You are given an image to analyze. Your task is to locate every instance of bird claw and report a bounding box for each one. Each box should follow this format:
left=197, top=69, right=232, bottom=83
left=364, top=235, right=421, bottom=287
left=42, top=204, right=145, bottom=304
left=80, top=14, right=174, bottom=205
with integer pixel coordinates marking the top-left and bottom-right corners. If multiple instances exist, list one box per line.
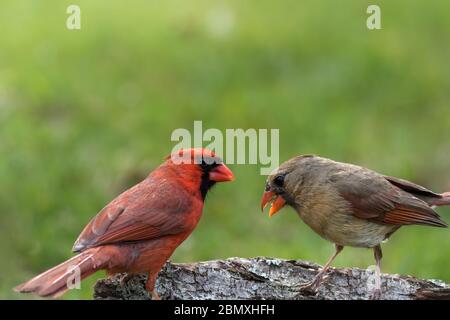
left=151, top=290, right=161, bottom=300
left=293, top=278, right=322, bottom=297
left=118, top=273, right=133, bottom=287
left=300, top=282, right=320, bottom=294
left=369, top=289, right=382, bottom=300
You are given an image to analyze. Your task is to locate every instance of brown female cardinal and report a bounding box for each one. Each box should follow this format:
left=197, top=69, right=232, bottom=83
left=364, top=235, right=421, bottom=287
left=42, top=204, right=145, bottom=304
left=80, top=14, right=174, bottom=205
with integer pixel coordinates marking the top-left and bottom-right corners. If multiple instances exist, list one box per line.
left=261, top=155, right=450, bottom=299
left=15, top=148, right=234, bottom=299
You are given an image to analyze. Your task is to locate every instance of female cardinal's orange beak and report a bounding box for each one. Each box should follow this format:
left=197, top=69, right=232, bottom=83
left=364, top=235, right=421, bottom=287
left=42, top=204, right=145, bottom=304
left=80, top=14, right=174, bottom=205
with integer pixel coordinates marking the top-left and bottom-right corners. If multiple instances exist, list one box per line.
left=261, top=191, right=286, bottom=217
left=209, top=164, right=234, bottom=182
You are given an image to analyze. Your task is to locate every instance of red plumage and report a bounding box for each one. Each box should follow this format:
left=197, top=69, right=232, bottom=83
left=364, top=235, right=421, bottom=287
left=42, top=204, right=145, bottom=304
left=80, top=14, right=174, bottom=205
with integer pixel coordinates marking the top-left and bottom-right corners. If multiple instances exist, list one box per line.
left=15, top=148, right=234, bottom=298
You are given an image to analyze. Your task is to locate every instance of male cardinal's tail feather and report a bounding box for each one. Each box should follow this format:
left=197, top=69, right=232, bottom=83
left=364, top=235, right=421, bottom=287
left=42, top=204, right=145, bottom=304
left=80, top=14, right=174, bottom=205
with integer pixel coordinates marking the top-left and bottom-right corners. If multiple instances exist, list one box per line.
left=14, top=248, right=103, bottom=298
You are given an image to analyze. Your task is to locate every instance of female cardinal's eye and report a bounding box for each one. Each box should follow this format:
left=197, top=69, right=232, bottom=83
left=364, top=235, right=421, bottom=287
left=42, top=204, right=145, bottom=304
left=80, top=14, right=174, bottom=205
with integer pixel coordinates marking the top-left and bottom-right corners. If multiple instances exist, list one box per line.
left=273, top=175, right=285, bottom=187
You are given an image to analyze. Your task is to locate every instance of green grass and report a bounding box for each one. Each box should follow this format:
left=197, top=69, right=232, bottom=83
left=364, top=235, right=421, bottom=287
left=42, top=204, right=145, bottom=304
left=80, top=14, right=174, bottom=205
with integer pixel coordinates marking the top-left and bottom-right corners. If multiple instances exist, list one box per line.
left=1, top=0, right=450, bottom=299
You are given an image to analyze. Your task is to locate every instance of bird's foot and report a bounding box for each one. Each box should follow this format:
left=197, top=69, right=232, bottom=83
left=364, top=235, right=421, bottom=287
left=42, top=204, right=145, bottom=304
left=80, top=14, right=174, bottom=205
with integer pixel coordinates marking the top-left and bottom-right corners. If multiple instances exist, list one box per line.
left=118, top=273, right=133, bottom=287
left=369, top=288, right=382, bottom=300
left=298, top=280, right=320, bottom=295
left=151, top=290, right=161, bottom=300
left=294, top=275, right=326, bottom=297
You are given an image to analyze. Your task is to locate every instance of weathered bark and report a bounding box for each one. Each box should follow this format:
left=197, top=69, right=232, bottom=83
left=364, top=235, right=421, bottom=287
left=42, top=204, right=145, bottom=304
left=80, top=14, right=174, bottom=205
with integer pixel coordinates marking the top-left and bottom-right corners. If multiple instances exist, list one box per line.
left=93, top=257, right=450, bottom=300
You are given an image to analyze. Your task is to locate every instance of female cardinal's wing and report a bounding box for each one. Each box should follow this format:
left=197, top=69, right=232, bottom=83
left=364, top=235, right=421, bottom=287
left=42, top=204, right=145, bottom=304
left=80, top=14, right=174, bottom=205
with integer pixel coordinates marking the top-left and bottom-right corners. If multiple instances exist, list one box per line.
left=382, top=175, right=445, bottom=206
left=383, top=175, right=440, bottom=198
left=331, top=166, right=447, bottom=228
left=73, top=177, right=199, bottom=252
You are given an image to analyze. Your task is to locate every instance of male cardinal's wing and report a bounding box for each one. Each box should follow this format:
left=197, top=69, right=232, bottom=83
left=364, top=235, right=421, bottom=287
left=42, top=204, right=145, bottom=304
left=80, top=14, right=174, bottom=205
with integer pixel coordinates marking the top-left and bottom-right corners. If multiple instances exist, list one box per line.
left=73, top=177, right=197, bottom=252
left=331, top=167, right=447, bottom=228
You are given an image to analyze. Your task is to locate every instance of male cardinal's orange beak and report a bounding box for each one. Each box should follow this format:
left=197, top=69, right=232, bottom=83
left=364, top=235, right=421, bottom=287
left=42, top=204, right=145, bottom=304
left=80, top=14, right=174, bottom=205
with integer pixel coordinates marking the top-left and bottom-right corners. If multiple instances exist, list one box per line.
left=209, top=164, right=234, bottom=182
left=261, top=191, right=286, bottom=217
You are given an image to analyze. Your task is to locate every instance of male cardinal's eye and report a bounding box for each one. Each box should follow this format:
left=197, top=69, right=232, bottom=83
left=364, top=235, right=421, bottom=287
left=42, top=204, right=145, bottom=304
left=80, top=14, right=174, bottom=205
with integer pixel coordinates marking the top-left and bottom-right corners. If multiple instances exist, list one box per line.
left=273, top=175, right=285, bottom=187
left=200, top=156, right=221, bottom=171
left=201, top=162, right=218, bottom=170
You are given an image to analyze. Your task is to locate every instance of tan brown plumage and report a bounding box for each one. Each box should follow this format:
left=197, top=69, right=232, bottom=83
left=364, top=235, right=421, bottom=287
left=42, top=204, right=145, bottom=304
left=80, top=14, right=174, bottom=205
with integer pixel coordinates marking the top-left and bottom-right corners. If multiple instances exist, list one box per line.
left=261, top=155, right=449, bottom=299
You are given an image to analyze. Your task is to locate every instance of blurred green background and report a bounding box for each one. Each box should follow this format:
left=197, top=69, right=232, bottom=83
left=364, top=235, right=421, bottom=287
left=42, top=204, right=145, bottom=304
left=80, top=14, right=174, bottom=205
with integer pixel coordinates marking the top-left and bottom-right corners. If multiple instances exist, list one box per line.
left=1, top=0, right=449, bottom=299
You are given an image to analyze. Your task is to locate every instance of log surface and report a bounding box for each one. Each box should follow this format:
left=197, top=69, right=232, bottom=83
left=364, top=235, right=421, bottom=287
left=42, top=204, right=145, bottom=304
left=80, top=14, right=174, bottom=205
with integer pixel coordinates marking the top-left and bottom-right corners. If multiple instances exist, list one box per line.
left=93, top=257, right=450, bottom=300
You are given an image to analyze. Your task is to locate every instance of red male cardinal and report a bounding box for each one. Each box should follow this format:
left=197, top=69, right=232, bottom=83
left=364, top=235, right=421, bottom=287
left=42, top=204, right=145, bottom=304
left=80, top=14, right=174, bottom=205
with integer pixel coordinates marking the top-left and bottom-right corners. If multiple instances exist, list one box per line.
left=15, top=148, right=234, bottom=299
left=261, top=155, right=449, bottom=299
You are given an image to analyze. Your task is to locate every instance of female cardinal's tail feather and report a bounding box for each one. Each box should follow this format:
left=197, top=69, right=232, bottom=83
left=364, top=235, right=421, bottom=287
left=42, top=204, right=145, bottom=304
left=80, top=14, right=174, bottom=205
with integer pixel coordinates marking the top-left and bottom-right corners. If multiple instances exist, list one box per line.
left=431, top=192, right=450, bottom=207
left=14, top=248, right=103, bottom=298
